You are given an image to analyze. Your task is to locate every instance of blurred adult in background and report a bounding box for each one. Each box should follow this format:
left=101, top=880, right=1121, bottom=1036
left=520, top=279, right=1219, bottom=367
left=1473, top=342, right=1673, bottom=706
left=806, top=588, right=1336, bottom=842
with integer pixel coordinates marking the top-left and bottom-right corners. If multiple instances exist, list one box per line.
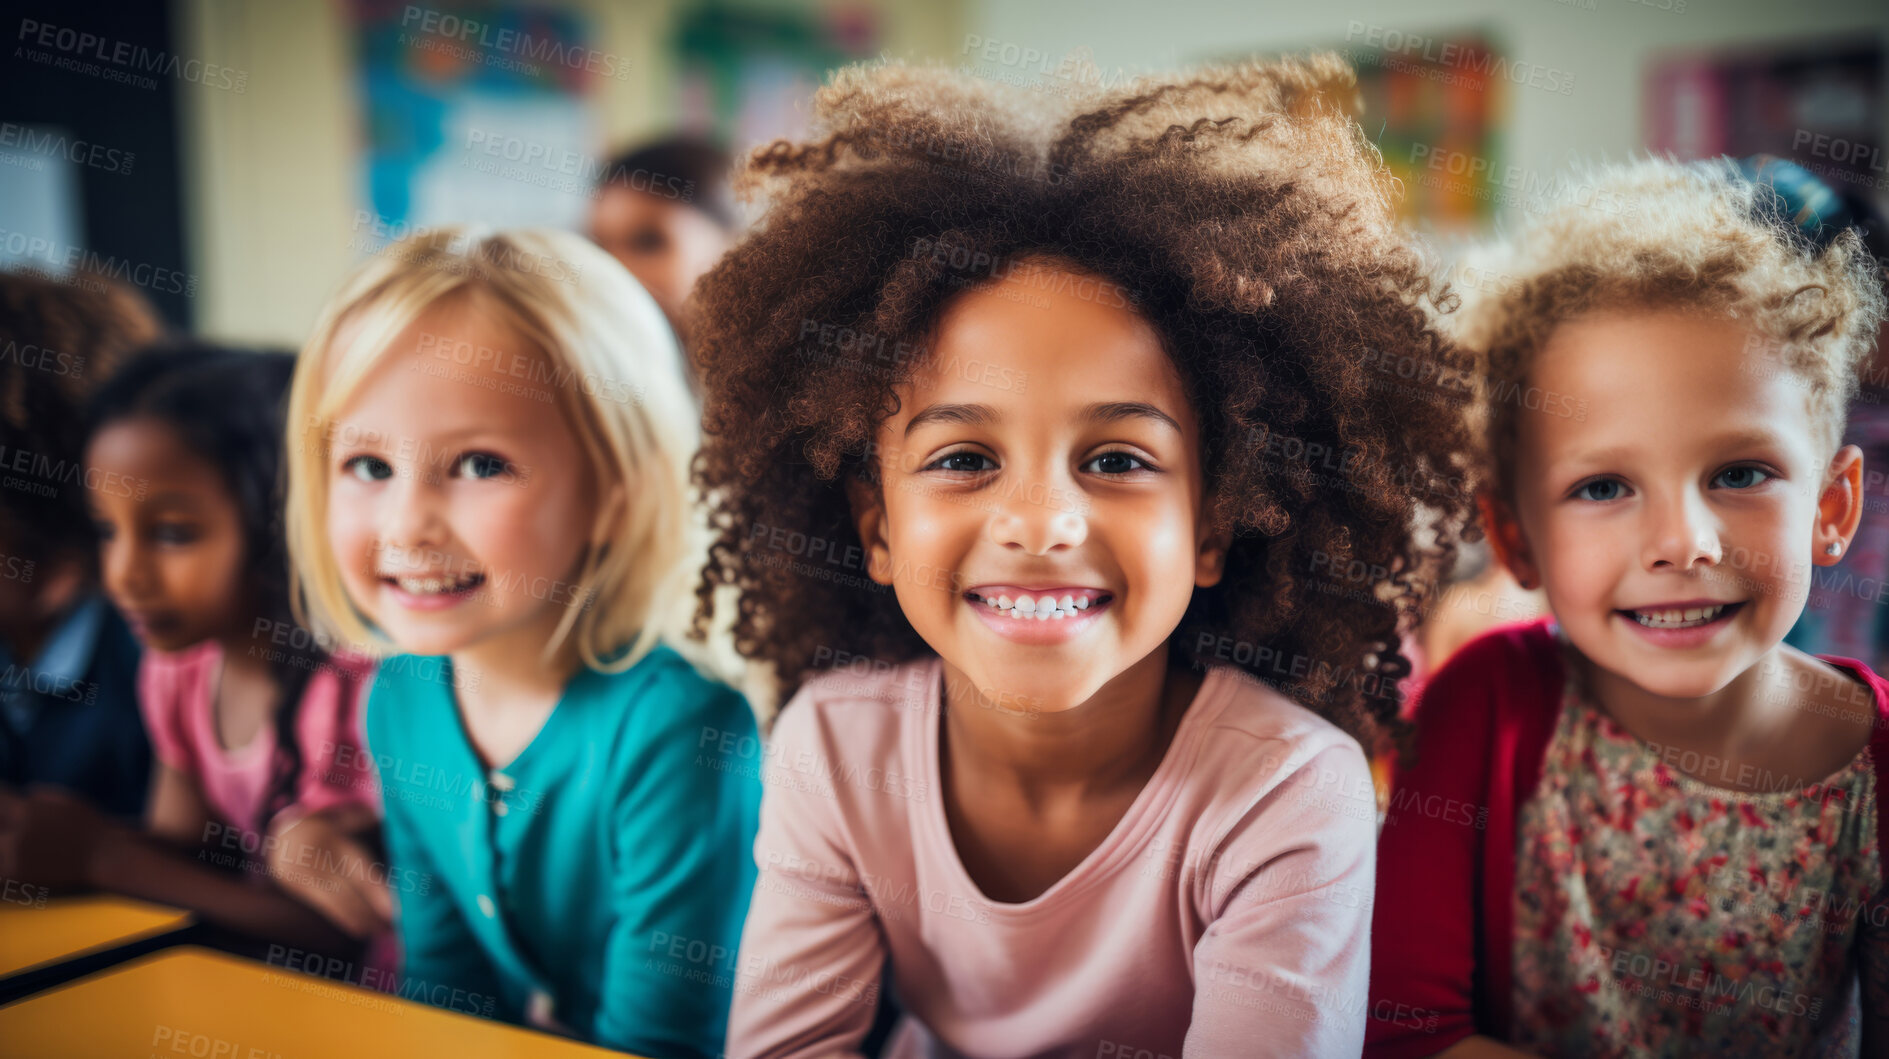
left=0, top=271, right=162, bottom=818
left=587, top=135, right=736, bottom=386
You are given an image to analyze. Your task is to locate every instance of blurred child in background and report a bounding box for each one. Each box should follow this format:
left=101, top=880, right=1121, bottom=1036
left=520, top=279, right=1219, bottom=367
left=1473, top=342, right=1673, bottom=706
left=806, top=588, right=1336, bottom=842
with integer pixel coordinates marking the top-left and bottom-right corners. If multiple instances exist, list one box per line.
left=277, top=227, right=759, bottom=1057
left=588, top=135, right=736, bottom=387
left=1369, top=158, right=1889, bottom=1058
left=0, top=344, right=376, bottom=958
left=0, top=272, right=160, bottom=820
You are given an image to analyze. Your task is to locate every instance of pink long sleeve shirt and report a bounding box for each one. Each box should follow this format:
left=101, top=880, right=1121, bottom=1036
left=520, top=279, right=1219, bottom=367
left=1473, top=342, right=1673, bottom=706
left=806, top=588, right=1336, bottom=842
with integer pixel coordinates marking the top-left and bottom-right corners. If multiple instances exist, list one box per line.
left=726, top=656, right=1378, bottom=1058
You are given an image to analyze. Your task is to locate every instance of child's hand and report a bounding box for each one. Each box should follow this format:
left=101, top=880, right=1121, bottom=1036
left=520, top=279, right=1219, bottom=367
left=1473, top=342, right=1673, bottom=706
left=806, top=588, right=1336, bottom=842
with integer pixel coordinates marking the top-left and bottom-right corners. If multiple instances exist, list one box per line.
left=525, top=989, right=581, bottom=1038
left=0, top=786, right=115, bottom=889
left=265, top=803, right=393, bottom=939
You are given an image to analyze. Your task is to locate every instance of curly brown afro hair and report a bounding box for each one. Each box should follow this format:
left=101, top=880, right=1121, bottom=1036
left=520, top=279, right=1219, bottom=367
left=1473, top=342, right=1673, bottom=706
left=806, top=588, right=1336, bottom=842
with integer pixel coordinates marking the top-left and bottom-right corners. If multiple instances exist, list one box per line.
left=687, top=54, right=1479, bottom=744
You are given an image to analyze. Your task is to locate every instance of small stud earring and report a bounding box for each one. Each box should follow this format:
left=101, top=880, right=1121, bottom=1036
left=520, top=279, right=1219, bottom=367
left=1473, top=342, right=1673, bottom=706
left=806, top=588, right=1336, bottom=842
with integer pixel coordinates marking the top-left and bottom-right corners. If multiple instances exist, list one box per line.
left=1826, top=541, right=1843, bottom=557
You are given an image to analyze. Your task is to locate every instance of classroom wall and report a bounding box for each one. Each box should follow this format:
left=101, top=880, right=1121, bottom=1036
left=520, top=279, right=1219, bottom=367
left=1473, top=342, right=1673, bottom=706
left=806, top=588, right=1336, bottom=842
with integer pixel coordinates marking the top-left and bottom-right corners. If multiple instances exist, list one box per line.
left=171, top=0, right=1880, bottom=347
left=171, top=0, right=967, bottom=347
left=966, top=0, right=1888, bottom=230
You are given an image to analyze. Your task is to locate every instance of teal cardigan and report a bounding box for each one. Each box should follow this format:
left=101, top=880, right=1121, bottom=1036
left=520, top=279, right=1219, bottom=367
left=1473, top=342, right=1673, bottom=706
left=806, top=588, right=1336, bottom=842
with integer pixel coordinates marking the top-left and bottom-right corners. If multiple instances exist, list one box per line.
left=365, top=643, right=761, bottom=1057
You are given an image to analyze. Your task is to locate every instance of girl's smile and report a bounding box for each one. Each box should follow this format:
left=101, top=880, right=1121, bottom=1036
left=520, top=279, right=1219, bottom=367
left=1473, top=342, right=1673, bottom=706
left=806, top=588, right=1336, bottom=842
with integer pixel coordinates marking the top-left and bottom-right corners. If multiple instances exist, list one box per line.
left=852, top=257, right=1228, bottom=714
left=1613, top=598, right=1749, bottom=649
left=1494, top=309, right=1860, bottom=701
left=378, top=568, right=488, bottom=610
left=964, top=585, right=1114, bottom=645
left=324, top=295, right=606, bottom=662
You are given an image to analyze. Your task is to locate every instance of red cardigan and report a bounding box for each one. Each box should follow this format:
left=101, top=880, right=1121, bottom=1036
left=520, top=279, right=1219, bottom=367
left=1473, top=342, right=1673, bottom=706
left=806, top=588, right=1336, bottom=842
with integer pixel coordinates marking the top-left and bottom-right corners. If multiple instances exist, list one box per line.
left=1364, top=619, right=1889, bottom=1058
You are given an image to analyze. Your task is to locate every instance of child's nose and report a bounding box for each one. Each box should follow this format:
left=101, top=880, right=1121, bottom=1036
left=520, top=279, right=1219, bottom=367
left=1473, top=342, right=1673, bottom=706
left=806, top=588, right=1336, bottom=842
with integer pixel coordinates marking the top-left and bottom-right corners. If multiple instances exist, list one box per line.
left=379, top=473, right=451, bottom=550
left=988, top=497, right=1088, bottom=556
left=103, top=539, right=151, bottom=596
left=1642, top=490, right=1722, bottom=571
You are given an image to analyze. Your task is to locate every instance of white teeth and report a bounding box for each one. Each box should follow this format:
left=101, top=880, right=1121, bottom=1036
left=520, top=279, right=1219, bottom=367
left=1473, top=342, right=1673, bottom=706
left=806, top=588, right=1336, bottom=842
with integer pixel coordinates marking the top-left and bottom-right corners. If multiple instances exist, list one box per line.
left=973, top=590, right=1105, bottom=620
left=393, top=572, right=480, bottom=595
left=1633, top=604, right=1727, bottom=629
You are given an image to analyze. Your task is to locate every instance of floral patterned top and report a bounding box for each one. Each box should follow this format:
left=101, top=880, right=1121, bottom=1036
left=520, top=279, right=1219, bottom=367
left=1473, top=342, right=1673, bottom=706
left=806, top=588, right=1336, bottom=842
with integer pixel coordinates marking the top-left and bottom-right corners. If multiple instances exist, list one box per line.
left=1511, top=672, right=1888, bottom=1058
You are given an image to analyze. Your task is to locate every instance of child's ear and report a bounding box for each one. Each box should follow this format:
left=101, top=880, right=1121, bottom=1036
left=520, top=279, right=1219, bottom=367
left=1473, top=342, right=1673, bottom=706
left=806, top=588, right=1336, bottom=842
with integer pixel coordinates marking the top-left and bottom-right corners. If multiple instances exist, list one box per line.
left=1194, top=525, right=1233, bottom=588
left=843, top=476, right=896, bottom=586
left=31, top=551, right=87, bottom=622
left=1478, top=492, right=1542, bottom=591
left=1814, top=444, right=1865, bottom=567
left=596, top=481, right=627, bottom=545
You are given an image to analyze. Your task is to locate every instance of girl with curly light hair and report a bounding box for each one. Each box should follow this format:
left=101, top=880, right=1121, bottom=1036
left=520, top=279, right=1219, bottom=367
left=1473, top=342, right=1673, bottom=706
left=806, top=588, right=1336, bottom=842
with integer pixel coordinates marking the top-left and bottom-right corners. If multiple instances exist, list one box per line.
left=688, top=54, right=1478, bottom=1056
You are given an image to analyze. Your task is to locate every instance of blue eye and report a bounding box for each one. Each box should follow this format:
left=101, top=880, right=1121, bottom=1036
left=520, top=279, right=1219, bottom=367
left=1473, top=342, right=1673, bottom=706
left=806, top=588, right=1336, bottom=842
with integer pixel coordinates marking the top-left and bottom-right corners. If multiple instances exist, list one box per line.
left=342, top=455, right=393, bottom=482
left=1083, top=452, right=1148, bottom=475
left=456, top=452, right=514, bottom=480
left=1713, top=466, right=1771, bottom=490
left=1573, top=478, right=1627, bottom=502
left=927, top=451, right=994, bottom=474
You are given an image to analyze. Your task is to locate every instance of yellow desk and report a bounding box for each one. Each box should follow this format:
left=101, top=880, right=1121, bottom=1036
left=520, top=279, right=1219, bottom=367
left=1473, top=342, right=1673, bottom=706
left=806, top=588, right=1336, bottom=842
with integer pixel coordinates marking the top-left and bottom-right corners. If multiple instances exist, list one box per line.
left=0, top=895, right=192, bottom=978
left=0, top=947, right=633, bottom=1057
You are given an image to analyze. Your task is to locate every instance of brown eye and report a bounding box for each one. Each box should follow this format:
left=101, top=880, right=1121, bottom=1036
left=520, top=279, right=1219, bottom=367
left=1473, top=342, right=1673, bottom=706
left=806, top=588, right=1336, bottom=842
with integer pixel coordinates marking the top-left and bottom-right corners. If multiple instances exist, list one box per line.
left=152, top=523, right=201, bottom=545
left=928, top=452, right=994, bottom=473
left=1083, top=452, right=1146, bottom=475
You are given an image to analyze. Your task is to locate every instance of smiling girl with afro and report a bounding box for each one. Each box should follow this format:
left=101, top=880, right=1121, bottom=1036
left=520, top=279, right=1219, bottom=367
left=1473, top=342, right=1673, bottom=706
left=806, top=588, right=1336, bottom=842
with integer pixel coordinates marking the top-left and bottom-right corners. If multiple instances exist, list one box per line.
left=690, top=53, right=1478, bottom=1056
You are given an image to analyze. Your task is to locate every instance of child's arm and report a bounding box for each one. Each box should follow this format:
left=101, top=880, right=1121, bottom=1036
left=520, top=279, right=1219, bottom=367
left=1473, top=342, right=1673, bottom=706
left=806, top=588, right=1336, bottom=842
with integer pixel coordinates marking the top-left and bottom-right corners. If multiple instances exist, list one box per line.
left=592, top=683, right=762, bottom=1057
left=264, top=662, right=393, bottom=939
left=143, top=756, right=215, bottom=842
left=724, top=698, right=886, bottom=1059
left=0, top=765, right=358, bottom=953
left=1366, top=641, right=1507, bottom=1059
left=265, top=803, right=393, bottom=939
left=1184, top=740, right=1375, bottom=1057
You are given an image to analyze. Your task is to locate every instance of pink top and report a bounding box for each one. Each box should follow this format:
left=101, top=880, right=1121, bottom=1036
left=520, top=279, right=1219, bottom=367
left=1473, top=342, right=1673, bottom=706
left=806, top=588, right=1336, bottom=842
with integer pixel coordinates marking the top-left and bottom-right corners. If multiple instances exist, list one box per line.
left=727, top=657, right=1377, bottom=1058
left=138, top=641, right=378, bottom=832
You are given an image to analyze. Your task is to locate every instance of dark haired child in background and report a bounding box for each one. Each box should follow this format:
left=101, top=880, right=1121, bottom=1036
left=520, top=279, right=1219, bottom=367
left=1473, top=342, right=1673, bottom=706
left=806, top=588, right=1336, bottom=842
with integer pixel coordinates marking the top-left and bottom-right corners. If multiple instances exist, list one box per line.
left=0, top=272, right=161, bottom=820
left=588, top=135, right=736, bottom=368
left=0, top=344, right=377, bottom=956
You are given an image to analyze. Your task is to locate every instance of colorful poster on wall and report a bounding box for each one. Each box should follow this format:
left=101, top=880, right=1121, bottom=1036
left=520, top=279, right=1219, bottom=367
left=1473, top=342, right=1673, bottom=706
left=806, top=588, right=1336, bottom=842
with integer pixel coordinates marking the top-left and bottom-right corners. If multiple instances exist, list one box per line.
left=672, top=4, right=877, bottom=154
left=1345, top=34, right=1505, bottom=234
left=348, top=0, right=613, bottom=247
left=1216, top=30, right=1507, bottom=235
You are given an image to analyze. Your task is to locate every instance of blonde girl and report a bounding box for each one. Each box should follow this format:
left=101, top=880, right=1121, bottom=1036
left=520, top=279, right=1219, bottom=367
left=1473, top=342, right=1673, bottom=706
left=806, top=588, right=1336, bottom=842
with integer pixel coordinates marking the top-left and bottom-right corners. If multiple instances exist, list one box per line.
left=276, top=227, right=759, bottom=1058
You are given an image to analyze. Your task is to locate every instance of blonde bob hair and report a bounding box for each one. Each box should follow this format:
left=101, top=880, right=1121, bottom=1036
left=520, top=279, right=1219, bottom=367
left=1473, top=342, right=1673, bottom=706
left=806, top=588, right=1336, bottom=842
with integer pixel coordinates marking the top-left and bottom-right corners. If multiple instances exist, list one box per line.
left=285, top=226, right=698, bottom=673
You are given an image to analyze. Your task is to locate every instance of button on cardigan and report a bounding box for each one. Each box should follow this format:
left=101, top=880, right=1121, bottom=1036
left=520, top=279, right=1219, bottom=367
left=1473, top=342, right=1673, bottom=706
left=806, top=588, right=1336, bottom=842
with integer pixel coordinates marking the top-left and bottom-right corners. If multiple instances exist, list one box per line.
left=365, top=643, right=762, bottom=1058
